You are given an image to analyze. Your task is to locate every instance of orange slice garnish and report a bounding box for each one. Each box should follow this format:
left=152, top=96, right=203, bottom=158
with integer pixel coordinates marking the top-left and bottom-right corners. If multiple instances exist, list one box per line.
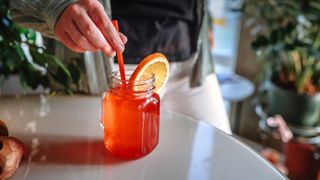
left=130, top=53, right=170, bottom=93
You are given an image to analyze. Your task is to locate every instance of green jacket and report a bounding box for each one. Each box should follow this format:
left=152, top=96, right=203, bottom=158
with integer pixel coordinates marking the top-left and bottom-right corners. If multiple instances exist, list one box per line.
left=10, top=0, right=214, bottom=91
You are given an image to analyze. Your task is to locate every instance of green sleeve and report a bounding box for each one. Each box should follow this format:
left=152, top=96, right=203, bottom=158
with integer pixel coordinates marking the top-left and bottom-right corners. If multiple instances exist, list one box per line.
left=9, top=0, right=75, bottom=38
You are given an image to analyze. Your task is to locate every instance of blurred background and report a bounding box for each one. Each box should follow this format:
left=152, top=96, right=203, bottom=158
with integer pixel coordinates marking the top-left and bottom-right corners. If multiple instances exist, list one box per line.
left=211, top=0, right=320, bottom=179
left=1, top=0, right=320, bottom=179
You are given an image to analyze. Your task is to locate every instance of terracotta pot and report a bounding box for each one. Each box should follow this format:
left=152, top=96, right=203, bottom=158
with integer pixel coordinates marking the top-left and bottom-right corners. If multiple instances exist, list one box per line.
left=284, top=141, right=318, bottom=179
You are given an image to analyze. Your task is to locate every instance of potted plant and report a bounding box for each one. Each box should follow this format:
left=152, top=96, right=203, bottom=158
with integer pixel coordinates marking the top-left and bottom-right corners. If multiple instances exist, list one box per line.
left=244, top=0, right=320, bottom=127
left=0, top=0, right=81, bottom=94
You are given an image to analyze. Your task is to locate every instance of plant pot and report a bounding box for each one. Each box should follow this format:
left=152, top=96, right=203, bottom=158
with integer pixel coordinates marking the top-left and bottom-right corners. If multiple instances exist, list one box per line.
left=284, top=141, right=319, bottom=179
left=267, top=81, right=320, bottom=127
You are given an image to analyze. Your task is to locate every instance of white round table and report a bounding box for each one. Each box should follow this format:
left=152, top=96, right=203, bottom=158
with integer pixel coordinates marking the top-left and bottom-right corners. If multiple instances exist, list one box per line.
left=0, top=95, right=286, bottom=180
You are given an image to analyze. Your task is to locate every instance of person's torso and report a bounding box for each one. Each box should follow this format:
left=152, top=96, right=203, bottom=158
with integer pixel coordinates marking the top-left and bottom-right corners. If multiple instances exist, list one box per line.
left=110, top=0, right=201, bottom=64
left=111, top=0, right=195, bottom=20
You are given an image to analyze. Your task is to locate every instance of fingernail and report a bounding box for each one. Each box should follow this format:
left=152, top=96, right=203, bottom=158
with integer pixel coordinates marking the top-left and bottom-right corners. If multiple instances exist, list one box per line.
left=111, top=51, right=116, bottom=57
left=117, top=43, right=124, bottom=52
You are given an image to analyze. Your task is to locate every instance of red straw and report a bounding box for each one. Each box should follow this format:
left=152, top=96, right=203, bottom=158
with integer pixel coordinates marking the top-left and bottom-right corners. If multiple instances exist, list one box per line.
left=112, top=20, right=126, bottom=81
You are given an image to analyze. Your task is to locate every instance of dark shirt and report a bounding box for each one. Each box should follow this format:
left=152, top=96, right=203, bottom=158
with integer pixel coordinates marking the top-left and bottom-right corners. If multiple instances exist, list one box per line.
left=110, top=0, right=199, bottom=64
left=111, top=0, right=195, bottom=21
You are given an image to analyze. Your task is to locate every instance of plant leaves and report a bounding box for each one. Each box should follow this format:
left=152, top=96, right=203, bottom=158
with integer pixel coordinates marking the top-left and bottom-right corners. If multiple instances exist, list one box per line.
left=67, top=63, right=82, bottom=84
left=252, top=35, right=269, bottom=50
left=0, top=1, right=81, bottom=93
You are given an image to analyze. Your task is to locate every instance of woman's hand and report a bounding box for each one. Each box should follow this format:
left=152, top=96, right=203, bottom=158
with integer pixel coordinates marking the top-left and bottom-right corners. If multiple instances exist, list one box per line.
left=55, top=0, right=127, bottom=57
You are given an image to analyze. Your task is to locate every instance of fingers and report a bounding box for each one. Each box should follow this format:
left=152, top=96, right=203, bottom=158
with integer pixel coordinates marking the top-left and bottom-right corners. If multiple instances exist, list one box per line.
left=54, top=0, right=127, bottom=57
left=56, top=32, right=85, bottom=53
left=119, top=33, right=128, bottom=44
left=74, top=14, right=116, bottom=57
left=88, top=4, right=125, bottom=53
left=72, top=10, right=109, bottom=49
left=55, top=5, right=87, bottom=53
left=66, top=21, right=98, bottom=52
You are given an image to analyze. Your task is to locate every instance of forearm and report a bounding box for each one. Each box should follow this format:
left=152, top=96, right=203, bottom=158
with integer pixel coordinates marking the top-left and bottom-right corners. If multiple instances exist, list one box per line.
left=9, top=0, right=75, bottom=38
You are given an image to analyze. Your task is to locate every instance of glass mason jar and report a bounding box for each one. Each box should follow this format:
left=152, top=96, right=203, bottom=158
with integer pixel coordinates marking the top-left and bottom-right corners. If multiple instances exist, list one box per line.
left=101, top=71, right=160, bottom=159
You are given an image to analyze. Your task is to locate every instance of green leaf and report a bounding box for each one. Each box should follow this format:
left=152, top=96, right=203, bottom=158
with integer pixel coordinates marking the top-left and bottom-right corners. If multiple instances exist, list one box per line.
left=29, top=47, right=71, bottom=78
left=270, top=29, right=280, bottom=44
left=18, top=28, right=37, bottom=42
left=19, top=70, right=29, bottom=92
left=313, top=30, right=320, bottom=49
left=67, top=63, right=82, bottom=84
left=296, top=56, right=314, bottom=93
left=310, top=1, right=320, bottom=11
left=1, top=47, right=21, bottom=72
left=0, top=0, right=9, bottom=15
left=46, top=54, right=71, bottom=79
left=252, top=35, right=269, bottom=50
left=12, top=44, right=25, bottom=60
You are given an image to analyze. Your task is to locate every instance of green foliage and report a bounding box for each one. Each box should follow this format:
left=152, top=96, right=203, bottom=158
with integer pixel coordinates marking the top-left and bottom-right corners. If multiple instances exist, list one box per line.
left=244, top=0, right=320, bottom=95
left=0, top=0, right=81, bottom=93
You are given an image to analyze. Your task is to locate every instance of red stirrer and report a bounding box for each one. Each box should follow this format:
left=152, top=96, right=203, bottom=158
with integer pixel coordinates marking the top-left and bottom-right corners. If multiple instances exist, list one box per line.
left=112, top=20, right=126, bottom=81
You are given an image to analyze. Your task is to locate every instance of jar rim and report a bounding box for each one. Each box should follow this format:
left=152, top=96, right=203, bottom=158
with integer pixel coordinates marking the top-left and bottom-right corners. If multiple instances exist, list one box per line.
left=111, top=70, right=155, bottom=86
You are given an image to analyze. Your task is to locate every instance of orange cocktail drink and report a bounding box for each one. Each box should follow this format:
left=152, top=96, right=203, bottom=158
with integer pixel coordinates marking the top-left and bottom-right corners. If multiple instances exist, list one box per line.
left=102, top=21, right=169, bottom=159
left=102, top=72, right=160, bottom=159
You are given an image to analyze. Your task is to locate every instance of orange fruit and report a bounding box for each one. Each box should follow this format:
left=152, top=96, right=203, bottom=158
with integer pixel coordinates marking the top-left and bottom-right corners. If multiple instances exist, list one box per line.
left=130, top=53, right=170, bottom=93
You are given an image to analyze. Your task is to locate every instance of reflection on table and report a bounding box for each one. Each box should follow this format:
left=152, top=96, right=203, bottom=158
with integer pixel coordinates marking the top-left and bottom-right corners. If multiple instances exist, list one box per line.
left=0, top=95, right=285, bottom=180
